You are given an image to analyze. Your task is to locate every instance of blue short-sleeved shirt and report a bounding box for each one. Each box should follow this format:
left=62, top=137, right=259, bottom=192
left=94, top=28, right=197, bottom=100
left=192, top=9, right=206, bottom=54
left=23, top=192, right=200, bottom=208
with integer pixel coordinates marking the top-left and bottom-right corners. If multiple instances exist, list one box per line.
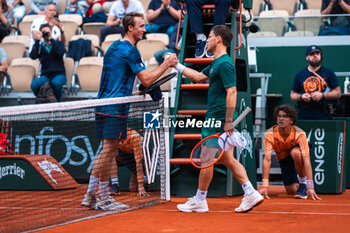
left=147, top=0, right=180, bottom=25
left=292, top=66, right=339, bottom=120
left=96, top=40, right=146, bottom=116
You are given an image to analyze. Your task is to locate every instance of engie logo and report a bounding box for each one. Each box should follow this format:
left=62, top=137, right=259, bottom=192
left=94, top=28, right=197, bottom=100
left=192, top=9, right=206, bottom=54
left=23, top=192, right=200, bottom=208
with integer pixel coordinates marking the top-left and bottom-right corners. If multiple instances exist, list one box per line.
left=143, top=111, right=161, bottom=129
left=308, top=128, right=325, bottom=185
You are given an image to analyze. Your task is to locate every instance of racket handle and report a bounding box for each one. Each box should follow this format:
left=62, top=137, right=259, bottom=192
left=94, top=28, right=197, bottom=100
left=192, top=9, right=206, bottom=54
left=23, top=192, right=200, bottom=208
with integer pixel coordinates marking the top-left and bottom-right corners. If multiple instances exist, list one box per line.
left=232, top=107, right=251, bottom=127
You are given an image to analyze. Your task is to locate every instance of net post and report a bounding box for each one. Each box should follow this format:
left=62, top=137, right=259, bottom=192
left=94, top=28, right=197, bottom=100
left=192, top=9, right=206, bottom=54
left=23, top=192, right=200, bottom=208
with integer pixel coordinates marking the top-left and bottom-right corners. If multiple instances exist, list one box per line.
left=163, top=92, right=171, bottom=201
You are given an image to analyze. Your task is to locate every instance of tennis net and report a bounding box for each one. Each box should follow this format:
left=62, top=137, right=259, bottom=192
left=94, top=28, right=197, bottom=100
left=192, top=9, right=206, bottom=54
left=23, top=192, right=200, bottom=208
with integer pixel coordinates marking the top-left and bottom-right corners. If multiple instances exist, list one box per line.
left=0, top=95, right=168, bottom=233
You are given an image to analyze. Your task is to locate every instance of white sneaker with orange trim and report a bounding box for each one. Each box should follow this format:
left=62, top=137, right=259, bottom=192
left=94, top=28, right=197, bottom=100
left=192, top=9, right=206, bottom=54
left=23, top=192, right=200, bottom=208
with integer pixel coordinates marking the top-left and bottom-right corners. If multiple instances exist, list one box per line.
left=235, top=190, right=264, bottom=213
left=177, top=197, right=209, bottom=213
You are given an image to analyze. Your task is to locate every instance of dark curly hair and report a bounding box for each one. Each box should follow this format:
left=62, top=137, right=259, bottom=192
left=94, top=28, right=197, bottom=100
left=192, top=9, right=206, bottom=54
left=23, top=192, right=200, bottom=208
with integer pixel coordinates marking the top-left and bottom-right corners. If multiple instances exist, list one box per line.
left=273, top=105, right=298, bottom=125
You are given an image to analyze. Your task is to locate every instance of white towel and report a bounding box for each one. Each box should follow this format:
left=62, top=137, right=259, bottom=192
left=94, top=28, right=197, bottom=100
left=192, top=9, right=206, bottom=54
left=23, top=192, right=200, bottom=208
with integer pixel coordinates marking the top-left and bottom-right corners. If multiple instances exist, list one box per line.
left=218, top=130, right=247, bottom=151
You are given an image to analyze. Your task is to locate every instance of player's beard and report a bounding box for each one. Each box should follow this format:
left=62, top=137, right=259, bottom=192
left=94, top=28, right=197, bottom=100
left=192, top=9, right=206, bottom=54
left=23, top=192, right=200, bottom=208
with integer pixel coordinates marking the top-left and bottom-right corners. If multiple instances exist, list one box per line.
left=308, top=59, right=321, bottom=67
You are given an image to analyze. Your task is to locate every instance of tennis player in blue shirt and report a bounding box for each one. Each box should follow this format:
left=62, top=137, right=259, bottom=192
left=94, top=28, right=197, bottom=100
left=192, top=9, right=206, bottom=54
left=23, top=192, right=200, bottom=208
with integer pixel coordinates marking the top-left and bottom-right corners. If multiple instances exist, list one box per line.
left=81, top=12, right=178, bottom=211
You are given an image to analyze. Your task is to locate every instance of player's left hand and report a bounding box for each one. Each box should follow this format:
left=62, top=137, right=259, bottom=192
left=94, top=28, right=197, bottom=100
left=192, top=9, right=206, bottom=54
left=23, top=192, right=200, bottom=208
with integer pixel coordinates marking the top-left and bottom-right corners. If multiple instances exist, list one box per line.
left=307, top=188, right=322, bottom=200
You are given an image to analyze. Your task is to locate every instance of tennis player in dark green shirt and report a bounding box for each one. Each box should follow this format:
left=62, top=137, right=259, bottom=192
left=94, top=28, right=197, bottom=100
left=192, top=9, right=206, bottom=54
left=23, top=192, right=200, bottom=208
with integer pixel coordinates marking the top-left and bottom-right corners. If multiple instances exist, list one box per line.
left=175, top=25, right=264, bottom=213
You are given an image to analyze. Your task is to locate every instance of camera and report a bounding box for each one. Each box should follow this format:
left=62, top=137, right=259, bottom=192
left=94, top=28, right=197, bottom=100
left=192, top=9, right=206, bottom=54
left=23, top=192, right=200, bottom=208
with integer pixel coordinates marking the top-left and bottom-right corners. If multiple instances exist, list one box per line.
left=42, top=31, right=50, bottom=39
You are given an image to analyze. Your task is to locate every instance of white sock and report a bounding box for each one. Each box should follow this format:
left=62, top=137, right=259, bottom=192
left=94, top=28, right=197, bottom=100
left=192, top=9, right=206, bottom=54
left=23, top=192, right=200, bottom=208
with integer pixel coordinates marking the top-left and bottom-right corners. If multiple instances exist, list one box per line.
left=195, top=189, right=207, bottom=202
left=242, top=181, right=254, bottom=195
left=298, top=176, right=307, bottom=185
left=196, top=33, right=206, bottom=41
left=87, top=176, right=99, bottom=196
left=111, top=176, right=119, bottom=185
left=99, top=181, right=109, bottom=200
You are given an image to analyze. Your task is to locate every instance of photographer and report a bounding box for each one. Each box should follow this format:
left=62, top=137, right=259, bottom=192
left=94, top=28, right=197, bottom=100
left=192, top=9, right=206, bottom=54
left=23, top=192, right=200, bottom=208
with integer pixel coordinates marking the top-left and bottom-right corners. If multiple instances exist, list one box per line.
left=29, top=3, right=65, bottom=51
left=30, top=23, right=66, bottom=102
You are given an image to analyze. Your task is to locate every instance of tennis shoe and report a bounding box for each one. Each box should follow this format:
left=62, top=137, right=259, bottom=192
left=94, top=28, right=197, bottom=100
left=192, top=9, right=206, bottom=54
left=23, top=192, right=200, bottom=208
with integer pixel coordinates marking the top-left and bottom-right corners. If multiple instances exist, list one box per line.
left=294, top=183, right=307, bottom=200
left=206, top=50, right=214, bottom=58
left=177, top=197, right=209, bottom=213
left=81, top=192, right=96, bottom=209
left=110, top=183, right=120, bottom=196
left=235, top=190, right=264, bottom=213
left=195, top=40, right=206, bottom=58
left=95, top=195, right=129, bottom=211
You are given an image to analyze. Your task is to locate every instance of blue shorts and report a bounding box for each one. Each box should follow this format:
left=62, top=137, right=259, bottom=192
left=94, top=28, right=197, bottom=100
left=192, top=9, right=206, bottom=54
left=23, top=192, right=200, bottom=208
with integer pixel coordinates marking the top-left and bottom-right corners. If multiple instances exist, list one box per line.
left=95, top=114, right=127, bottom=139
left=279, top=155, right=299, bottom=186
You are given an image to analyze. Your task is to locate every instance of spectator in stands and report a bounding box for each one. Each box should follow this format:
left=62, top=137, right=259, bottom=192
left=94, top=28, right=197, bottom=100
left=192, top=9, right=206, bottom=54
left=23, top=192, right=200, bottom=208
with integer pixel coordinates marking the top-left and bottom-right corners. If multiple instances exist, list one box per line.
left=258, top=105, right=321, bottom=200
left=321, top=0, right=350, bottom=26
left=0, top=0, right=13, bottom=42
left=29, top=0, right=59, bottom=15
left=30, top=23, right=66, bottom=102
left=100, top=0, right=145, bottom=43
left=186, top=0, right=239, bottom=58
left=6, top=0, right=26, bottom=24
left=145, top=0, right=181, bottom=37
left=65, top=0, right=90, bottom=16
left=0, top=47, right=7, bottom=72
left=0, top=47, right=8, bottom=84
left=29, top=3, right=65, bottom=51
left=290, top=45, right=341, bottom=120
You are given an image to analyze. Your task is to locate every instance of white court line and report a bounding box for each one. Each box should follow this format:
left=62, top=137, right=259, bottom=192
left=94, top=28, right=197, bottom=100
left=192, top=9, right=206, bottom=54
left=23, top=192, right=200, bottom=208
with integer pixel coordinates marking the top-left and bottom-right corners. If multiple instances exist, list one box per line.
left=269, top=202, right=350, bottom=206
left=164, top=209, right=350, bottom=215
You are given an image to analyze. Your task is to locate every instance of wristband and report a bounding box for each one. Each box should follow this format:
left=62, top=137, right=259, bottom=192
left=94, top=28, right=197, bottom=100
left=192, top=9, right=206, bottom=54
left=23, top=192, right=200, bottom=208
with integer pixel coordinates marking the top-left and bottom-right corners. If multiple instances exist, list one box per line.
left=262, top=178, right=269, bottom=188
left=175, top=63, right=185, bottom=73
left=306, top=180, right=314, bottom=189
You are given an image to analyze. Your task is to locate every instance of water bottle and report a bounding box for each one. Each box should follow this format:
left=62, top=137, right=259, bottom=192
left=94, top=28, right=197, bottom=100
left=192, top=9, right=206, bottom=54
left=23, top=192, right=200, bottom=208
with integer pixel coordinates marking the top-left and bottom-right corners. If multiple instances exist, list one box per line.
left=344, top=77, right=350, bottom=94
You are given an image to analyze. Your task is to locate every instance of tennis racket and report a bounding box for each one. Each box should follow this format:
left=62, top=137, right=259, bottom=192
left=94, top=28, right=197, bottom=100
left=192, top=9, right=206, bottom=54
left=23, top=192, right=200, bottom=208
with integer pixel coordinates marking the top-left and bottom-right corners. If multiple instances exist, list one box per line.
left=141, top=72, right=177, bottom=93
left=190, top=107, right=251, bottom=169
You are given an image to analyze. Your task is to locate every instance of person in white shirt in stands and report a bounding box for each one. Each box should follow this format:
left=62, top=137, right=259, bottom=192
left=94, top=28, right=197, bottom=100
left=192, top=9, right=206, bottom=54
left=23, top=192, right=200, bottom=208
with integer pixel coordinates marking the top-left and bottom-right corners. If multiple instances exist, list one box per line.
left=100, top=0, right=144, bottom=43
left=6, top=0, right=26, bottom=24
left=29, top=3, right=65, bottom=51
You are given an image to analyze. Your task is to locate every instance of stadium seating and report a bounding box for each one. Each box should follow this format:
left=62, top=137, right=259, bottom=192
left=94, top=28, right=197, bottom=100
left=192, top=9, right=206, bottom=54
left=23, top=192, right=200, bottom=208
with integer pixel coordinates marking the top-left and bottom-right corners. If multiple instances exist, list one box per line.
left=19, top=15, right=44, bottom=36
left=247, top=31, right=278, bottom=38
left=293, top=9, right=322, bottom=35
left=258, top=10, right=289, bottom=36
left=101, top=34, right=122, bottom=53
left=0, top=40, right=27, bottom=66
left=58, top=15, right=82, bottom=46
left=270, top=0, right=298, bottom=16
left=75, top=57, right=103, bottom=91
left=284, top=30, right=314, bottom=37
left=8, top=58, right=40, bottom=91
left=136, top=39, right=166, bottom=66
left=82, top=23, right=106, bottom=43
left=63, top=57, right=75, bottom=93
left=58, top=0, right=67, bottom=15
left=145, top=33, right=169, bottom=46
